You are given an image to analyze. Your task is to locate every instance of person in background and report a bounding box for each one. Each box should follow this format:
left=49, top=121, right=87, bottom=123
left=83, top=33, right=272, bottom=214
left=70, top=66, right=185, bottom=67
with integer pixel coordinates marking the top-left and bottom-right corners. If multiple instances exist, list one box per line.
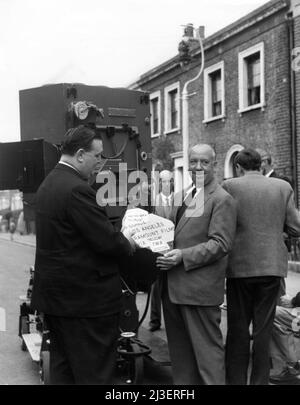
left=157, top=144, right=237, bottom=385
left=9, top=219, right=16, bottom=241
left=31, top=125, right=135, bottom=385
left=223, top=148, right=300, bottom=385
left=259, top=149, right=293, bottom=187
left=148, top=169, right=174, bottom=332
left=269, top=292, right=300, bottom=385
left=258, top=149, right=293, bottom=299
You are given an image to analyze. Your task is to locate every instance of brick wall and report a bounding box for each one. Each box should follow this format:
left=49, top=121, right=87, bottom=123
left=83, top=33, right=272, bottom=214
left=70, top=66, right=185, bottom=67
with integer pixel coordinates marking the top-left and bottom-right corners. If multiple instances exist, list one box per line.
left=135, top=3, right=293, bottom=185
left=293, top=12, right=300, bottom=203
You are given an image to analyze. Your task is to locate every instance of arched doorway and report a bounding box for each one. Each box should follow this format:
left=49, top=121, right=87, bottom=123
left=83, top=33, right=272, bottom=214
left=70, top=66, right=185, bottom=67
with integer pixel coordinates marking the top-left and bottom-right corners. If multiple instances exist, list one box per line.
left=224, top=145, right=244, bottom=179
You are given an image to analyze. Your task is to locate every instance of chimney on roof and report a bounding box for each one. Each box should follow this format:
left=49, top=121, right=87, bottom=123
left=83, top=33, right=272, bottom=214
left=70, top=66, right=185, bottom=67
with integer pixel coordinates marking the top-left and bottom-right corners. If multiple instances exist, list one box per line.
left=184, top=23, right=194, bottom=38
left=198, top=26, right=205, bottom=40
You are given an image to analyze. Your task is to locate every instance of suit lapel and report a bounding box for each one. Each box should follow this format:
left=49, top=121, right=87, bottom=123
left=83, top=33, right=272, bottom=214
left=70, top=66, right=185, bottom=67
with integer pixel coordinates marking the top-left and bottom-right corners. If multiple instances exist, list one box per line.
left=175, top=180, right=218, bottom=236
left=172, top=189, right=185, bottom=224
left=154, top=195, right=164, bottom=217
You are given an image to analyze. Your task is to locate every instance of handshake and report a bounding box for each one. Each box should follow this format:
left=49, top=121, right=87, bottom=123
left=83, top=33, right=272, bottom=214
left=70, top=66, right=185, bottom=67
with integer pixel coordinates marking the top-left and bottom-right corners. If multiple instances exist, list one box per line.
left=121, top=224, right=183, bottom=271
left=156, top=249, right=183, bottom=271
left=121, top=226, right=138, bottom=251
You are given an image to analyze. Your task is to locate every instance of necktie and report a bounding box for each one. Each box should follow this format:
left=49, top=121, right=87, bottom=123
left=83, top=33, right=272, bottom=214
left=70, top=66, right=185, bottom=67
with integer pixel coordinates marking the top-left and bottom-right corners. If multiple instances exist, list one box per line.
left=163, top=195, right=172, bottom=219
left=175, top=187, right=196, bottom=226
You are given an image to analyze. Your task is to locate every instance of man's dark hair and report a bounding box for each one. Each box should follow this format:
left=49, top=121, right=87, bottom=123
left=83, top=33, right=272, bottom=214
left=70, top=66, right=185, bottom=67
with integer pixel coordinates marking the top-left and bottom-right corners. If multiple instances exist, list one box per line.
left=61, top=125, right=102, bottom=156
left=234, top=148, right=261, bottom=171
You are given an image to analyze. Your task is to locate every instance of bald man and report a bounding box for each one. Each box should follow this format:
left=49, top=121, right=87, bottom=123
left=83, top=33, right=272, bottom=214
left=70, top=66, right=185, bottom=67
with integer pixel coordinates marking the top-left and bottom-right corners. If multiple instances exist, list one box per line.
left=149, top=170, right=174, bottom=332
left=157, top=144, right=237, bottom=385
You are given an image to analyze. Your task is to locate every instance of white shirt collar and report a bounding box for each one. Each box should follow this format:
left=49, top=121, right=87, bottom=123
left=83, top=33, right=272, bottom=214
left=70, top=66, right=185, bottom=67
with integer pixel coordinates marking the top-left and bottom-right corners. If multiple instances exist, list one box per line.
left=184, top=184, right=201, bottom=201
left=265, top=169, right=274, bottom=178
left=160, top=192, right=173, bottom=205
left=59, top=160, right=80, bottom=174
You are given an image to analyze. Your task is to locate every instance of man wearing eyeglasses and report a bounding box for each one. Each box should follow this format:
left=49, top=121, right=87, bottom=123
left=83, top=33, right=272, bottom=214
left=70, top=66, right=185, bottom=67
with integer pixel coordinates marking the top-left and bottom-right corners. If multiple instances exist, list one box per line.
left=31, top=125, right=135, bottom=385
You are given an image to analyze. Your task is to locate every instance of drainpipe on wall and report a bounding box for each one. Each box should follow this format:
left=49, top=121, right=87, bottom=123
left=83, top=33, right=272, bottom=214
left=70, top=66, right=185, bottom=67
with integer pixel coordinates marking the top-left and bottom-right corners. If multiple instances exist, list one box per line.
left=287, top=11, right=298, bottom=206
left=180, top=27, right=205, bottom=188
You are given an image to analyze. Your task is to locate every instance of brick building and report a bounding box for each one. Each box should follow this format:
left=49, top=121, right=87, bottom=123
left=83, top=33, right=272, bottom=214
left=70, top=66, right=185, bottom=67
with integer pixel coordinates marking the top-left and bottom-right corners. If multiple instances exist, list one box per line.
left=130, top=0, right=300, bottom=204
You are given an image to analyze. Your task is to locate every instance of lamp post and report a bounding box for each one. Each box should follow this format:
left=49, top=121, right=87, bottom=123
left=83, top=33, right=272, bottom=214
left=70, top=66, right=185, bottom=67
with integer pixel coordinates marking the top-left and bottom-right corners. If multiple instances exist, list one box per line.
left=178, top=24, right=205, bottom=188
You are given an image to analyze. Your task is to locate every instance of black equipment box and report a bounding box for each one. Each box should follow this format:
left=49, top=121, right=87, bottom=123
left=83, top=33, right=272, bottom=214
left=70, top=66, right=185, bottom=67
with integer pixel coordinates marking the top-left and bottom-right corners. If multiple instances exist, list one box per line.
left=19, top=83, right=151, bottom=171
left=0, top=139, right=60, bottom=193
left=0, top=83, right=152, bottom=223
left=0, top=83, right=152, bottom=192
left=18, top=83, right=152, bottom=186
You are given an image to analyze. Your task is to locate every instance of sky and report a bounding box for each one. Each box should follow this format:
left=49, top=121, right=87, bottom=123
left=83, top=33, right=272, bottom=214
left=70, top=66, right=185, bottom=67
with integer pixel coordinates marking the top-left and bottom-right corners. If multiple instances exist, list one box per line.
left=0, top=0, right=267, bottom=142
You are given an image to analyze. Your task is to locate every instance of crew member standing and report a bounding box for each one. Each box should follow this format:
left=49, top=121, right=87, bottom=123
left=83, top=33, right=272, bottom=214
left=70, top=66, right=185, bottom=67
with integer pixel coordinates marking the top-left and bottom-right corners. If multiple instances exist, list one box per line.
left=223, top=148, right=300, bottom=385
left=149, top=169, right=174, bottom=332
left=258, top=149, right=293, bottom=299
left=31, top=125, right=135, bottom=385
left=259, top=150, right=293, bottom=187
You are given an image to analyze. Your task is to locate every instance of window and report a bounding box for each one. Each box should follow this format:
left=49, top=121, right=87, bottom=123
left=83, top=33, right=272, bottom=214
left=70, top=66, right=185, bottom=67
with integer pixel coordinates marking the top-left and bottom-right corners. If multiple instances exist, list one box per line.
left=224, top=144, right=244, bottom=179
left=238, top=42, right=265, bottom=113
left=150, top=91, right=161, bottom=137
left=203, top=61, right=225, bottom=123
left=171, top=151, right=184, bottom=193
left=169, top=90, right=178, bottom=129
left=247, top=53, right=260, bottom=106
left=164, top=82, right=180, bottom=134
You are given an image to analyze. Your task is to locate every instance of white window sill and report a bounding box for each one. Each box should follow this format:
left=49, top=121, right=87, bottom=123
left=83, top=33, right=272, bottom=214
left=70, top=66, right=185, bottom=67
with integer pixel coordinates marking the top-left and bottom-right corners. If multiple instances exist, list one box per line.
left=203, top=114, right=226, bottom=124
left=164, top=128, right=180, bottom=135
left=238, top=103, right=266, bottom=115
left=151, top=133, right=160, bottom=139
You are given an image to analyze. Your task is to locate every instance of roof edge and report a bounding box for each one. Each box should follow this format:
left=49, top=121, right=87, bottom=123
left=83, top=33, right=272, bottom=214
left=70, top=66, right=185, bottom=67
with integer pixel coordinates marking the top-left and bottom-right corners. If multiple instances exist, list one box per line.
left=129, top=0, right=289, bottom=89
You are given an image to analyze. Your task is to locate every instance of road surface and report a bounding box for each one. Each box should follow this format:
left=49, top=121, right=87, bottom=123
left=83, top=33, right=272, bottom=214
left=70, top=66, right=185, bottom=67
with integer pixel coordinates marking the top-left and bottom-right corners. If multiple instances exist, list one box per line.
left=0, top=233, right=300, bottom=385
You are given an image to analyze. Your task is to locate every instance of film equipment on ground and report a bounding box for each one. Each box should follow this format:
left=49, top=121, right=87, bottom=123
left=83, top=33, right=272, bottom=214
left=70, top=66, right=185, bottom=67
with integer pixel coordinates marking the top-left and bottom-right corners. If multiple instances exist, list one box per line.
left=0, top=83, right=170, bottom=384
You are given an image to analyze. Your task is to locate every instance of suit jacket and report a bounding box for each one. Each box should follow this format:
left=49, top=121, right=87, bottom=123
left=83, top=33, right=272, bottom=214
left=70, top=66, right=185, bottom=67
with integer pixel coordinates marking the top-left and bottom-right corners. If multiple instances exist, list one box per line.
left=167, top=179, right=237, bottom=306
left=31, top=163, right=132, bottom=317
left=223, top=172, right=300, bottom=279
left=269, top=170, right=293, bottom=188
left=154, top=193, right=174, bottom=220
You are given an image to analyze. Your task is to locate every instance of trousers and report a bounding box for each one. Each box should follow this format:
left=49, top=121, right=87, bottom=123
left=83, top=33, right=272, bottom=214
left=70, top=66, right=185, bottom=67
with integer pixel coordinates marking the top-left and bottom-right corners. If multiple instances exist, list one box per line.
left=149, top=275, right=163, bottom=327
left=45, top=313, right=119, bottom=384
left=270, top=306, right=300, bottom=373
left=225, top=276, right=281, bottom=385
left=162, top=285, right=225, bottom=385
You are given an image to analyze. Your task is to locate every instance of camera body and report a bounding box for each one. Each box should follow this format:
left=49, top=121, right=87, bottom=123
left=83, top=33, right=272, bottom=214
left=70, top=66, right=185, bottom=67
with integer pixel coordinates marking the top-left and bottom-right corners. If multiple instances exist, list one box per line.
left=0, top=83, right=152, bottom=224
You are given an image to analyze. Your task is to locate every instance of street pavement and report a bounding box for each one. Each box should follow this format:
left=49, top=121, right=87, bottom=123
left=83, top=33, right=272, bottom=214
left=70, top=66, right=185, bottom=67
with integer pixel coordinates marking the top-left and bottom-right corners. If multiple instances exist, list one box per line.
left=0, top=233, right=172, bottom=385
left=0, top=234, right=39, bottom=385
left=1, top=231, right=300, bottom=385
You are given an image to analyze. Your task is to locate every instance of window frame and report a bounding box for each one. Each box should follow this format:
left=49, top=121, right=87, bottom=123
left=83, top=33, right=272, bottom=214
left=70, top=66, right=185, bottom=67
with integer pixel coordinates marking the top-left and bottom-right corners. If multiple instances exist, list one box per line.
left=238, top=42, right=265, bottom=114
left=150, top=90, right=161, bottom=138
left=164, top=82, right=180, bottom=134
left=203, top=61, right=225, bottom=123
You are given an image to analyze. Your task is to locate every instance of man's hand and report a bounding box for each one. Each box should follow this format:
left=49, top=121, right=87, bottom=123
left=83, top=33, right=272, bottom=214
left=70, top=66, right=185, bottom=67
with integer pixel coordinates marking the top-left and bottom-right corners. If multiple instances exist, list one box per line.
left=156, top=249, right=183, bottom=271
left=279, top=294, right=293, bottom=308
left=121, top=226, right=137, bottom=252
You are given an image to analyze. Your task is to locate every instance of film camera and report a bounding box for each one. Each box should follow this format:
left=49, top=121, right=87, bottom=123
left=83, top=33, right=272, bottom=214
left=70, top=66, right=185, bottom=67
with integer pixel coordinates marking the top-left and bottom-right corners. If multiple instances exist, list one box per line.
left=11, top=83, right=158, bottom=384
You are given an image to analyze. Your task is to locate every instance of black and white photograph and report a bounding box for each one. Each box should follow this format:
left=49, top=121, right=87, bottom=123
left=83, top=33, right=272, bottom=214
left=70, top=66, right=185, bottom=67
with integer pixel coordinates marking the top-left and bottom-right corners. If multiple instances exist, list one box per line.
left=1, top=0, right=300, bottom=391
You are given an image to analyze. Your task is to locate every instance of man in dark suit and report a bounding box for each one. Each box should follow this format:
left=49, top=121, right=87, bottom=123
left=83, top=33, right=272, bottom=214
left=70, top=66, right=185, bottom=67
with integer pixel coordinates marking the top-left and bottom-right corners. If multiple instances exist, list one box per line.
left=156, top=144, right=237, bottom=385
left=148, top=169, right=174, bottom=332
left=31, top=125, right=135, bottom=384
left=223, top=148, right=300, bottom=385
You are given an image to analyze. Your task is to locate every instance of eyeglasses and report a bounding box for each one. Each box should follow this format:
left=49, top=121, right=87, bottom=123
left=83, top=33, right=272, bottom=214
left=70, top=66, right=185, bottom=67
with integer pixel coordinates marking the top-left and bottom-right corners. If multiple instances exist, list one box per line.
left=85, top=151, right=102, bottom=160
